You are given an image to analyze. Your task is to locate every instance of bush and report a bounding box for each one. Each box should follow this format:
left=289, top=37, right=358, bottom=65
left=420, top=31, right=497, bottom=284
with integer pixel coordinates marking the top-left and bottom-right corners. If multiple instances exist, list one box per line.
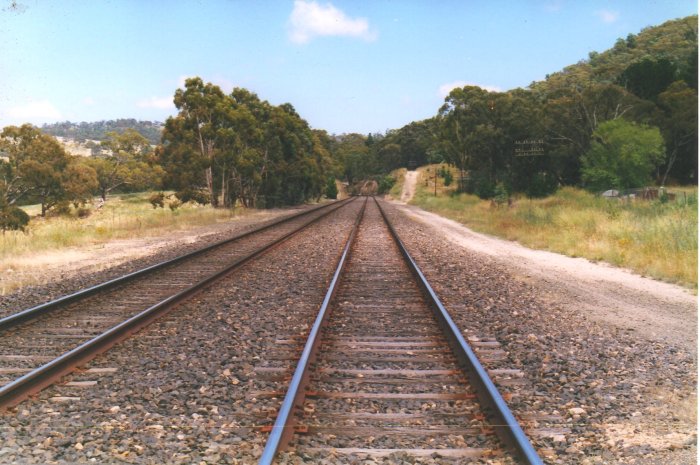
left=377, top=175, right=396, bottom=194
left=175, top=189, right=209, bottom=206
left=148, top=192, right=165, bottom=209
left=0, top=206, right=30, bottom=232
left=51, top=201, right=72, bottom=216
left=493, top=182, right=509, bottom=206
left=438, top=166, right=453, bottom=186
left=325, top=177, right=338, bottom=199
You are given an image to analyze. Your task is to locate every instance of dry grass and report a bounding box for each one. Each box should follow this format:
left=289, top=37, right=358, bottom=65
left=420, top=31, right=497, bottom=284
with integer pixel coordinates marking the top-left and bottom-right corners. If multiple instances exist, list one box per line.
left=0, top=193, right=256, bottom=294
left=387, top=168, right=407, bottom=200
left=411, top=166, right=698, bottom=288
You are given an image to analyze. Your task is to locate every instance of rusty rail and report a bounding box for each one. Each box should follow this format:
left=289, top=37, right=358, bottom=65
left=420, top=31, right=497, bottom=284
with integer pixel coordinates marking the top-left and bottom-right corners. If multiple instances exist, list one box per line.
left=259, top=197, right=542, bottom=464
left=0, top=197, right=356, bottom=411
left=258, top=197, right=367, bottom=464
left=373, top=197, right=543, bottom=465
left=0, top=199, right=351, bottom=333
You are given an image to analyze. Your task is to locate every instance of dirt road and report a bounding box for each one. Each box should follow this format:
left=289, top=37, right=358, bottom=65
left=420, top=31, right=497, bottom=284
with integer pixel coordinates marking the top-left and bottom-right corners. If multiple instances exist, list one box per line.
left=393, top=170, right=697, bottom=353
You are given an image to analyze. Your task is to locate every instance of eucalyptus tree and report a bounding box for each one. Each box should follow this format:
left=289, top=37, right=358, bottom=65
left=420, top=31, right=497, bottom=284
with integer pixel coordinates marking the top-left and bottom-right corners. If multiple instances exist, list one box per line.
left=160, top=78, right=332, bottom=208
left=164, top=77, right=232, bottom=207
left=0, top=124, right=72, bottom=216
left=86, top=129, right=163, bottom=200
left=656, top=81, right=698, bottom=184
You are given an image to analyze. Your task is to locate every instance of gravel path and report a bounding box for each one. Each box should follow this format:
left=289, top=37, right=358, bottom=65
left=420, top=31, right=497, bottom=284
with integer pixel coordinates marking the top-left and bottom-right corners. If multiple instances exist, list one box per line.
left=394, top=203, right=697, bottom=354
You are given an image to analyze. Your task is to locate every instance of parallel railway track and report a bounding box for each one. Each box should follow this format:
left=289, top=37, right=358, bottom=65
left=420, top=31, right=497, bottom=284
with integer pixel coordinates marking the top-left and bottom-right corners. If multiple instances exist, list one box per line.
left=259, top=197, right=542, bottom=464
left=0, top=198, right=355, bottom=410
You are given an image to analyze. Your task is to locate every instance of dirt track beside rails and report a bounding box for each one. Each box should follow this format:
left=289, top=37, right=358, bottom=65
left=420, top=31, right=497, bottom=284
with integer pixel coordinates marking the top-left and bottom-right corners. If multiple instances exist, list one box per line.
left=393, top=202, right=697, bottom=355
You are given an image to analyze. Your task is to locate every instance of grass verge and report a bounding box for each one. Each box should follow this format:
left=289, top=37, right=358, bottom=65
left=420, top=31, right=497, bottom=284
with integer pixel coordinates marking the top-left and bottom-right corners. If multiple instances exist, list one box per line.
left=410, top=166, right=698, bottom=288
left=0, top=193, right=259, bottom=294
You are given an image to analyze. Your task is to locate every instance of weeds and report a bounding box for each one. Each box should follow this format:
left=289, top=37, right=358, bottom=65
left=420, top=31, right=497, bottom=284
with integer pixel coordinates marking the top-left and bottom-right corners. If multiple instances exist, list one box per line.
left=0, top=192, right=259, bottom=294
left=409, top=166, right=697, bottom=288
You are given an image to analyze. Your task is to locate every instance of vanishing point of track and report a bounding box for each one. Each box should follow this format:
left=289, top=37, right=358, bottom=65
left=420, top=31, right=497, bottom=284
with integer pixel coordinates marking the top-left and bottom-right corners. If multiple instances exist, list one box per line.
left=259, top=197, right=542, bottom=464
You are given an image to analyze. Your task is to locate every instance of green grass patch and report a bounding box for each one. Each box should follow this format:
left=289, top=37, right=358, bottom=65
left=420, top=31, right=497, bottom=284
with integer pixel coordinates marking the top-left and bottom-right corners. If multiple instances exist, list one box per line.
left=411, top=166, right=698, bottom=288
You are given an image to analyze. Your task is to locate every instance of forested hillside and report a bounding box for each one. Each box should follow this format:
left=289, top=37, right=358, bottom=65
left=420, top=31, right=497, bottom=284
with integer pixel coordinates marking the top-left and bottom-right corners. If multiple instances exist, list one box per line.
left=347, top=15, right=697, bottom=198
left=41, top=119, right=163, bottom=145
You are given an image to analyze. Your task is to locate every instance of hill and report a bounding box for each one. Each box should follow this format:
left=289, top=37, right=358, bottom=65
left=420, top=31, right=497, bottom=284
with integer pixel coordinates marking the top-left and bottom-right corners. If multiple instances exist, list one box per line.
left=530, top=15, right=697, bottom=94
left=41, top=119, right=163, bottom=145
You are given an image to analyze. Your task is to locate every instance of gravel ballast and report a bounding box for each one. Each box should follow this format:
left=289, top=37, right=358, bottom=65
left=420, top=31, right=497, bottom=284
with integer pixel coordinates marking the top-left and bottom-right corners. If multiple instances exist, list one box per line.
left=0, top=198, right=695, bottom=464
left=381, top=200, right=696, bottom=465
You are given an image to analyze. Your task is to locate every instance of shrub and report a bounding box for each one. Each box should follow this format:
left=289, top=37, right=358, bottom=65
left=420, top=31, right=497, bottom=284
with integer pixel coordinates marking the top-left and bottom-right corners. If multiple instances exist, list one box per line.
left=325, top=177, right=338, bottom=199
left=377, top=175, right=396, bottom=194
left=175, top=189, right=209, bottom=206
left=148, top=192, right=165, bottom=209
left=168, top=199, right=182, bottom=211
left=493, top=182, right=509, bottom=206
left=0, top=206, right=30, bottom=233
left=439, top=166, right=453, bottom=186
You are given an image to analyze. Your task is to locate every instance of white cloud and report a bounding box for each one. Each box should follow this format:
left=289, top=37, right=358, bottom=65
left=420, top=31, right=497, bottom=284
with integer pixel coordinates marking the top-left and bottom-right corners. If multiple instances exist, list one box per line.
left=438, top=81, right=501, bottom=98
left=7, top=100, right=63, bottom=121
left=82, top=97, right=95, bottom=105
left=136, top=96, right=174, bottom=109
left=288, top=0, right=376, bottom=44
left=596, top=9, right=619, bottom=23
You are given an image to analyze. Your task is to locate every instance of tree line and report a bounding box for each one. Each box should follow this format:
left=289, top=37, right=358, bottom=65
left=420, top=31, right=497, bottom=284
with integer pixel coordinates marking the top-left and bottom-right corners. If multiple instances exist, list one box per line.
left=0, top=16, right=696, bottom=231
left=336, top=16, right=697, bottom=199
left=42, top=119, right=163, bottom=145
left=158, top=78, right=335, bottom=209
left=0, top=78, right=338, bottom=231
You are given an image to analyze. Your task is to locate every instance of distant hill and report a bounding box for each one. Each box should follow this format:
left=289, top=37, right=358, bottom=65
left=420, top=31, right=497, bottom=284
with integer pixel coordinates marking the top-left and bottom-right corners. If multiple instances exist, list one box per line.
left=530, top=15, right=698, bottom=94
left=41, top=119, right=163, bottom=145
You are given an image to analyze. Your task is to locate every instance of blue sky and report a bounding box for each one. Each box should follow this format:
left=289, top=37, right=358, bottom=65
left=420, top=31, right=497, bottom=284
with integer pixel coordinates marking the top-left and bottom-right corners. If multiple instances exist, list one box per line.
left=0, top=0, right=696, bottom=135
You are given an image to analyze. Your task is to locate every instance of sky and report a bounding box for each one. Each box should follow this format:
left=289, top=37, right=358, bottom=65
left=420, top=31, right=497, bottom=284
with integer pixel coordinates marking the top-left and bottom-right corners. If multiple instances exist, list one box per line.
left=0, top=0, right=697, bottom=135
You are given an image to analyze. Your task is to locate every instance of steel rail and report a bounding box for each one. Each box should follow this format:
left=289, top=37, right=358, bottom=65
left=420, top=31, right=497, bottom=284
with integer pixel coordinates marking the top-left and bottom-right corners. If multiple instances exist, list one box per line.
left=0, top=197, right=357, bottom=411
left=0, top=198, right=351, bottom=333
left=373, top=197, right=543, bottom=465
left=258, top=197, right=368, bottom=465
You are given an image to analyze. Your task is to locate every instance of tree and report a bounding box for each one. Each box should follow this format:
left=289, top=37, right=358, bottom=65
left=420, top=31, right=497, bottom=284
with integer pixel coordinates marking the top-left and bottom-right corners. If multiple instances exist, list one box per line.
left=161, top=78, right=331, bottom=209
left=85, top=129, right=162, bottom=200
left=437, top=86, right=495, bottom=190
left=581, top=120, right=664, bottom=191
left=325, top=176, right=338, bottom=199
left=63, top=161, right=98, bottom=207
left=0, top=125, right=71, bottom=216
left=167, top=77, right=231, bottom=207
left=617, top=58, right=677, bottom=100
left=543, top=83, right=649, bottom=184
left=656, top=81, right=698, bottom=184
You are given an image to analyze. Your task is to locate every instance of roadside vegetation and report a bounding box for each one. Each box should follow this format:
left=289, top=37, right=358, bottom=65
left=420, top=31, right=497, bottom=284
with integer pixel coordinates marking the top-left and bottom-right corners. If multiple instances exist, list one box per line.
left=0, top=192, right=257, bottom=294
left=2, top=192, right=244, bottom=258
left=411, top=165, right=698, bottom=287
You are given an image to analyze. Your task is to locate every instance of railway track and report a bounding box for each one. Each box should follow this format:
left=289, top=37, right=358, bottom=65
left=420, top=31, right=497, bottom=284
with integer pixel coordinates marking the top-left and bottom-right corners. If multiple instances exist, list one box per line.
left=259, top=197, right=543, bottom=464
left=0, top=198, right=355, bottom=410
